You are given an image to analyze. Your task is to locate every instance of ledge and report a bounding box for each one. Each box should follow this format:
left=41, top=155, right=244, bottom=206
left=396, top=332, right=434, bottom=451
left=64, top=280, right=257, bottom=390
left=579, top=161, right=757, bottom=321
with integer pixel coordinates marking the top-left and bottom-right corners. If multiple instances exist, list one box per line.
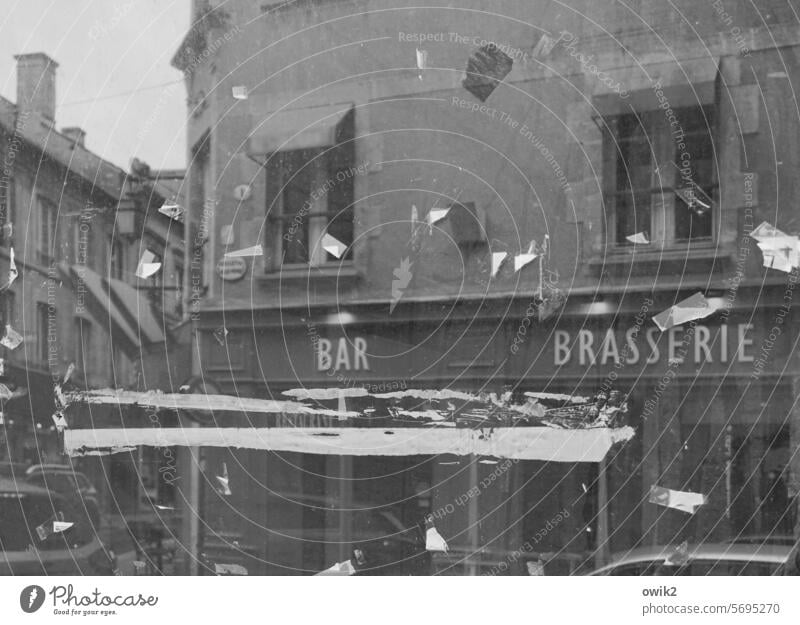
left=587, top=241, right=733, bottom=267
left=258, top=262, right=359, bottom=282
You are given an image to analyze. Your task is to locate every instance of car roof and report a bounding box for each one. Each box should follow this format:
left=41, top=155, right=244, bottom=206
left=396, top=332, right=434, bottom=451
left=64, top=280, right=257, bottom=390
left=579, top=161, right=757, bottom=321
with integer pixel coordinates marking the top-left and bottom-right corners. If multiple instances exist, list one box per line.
left=595, top=542, right=792, bottom=572
left=0, top=476, right=61, bottom=497
left=25, top=464, right=82, bottom=475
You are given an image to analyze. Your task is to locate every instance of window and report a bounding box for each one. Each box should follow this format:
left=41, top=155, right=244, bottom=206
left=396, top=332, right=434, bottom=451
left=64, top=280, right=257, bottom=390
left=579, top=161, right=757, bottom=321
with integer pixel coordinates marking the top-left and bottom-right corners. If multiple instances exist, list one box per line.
left=1, top=290, right=14, bottom=328
left=74, top=317, right=92, bottom=374
left=109, top=237, right=125, bottom=280
left=37, top=196, right=58, bottom=264
left=37, top=302, right=52, bottom=364
left=604, top=106, right=716, bottom=246
left=266, top=113, right=355, bottom=267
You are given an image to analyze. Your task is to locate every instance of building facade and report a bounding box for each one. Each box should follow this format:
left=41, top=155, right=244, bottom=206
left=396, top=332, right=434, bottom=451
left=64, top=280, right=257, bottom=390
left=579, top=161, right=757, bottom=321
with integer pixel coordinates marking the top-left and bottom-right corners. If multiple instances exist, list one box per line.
left=173, top=0, right=800, bottom=574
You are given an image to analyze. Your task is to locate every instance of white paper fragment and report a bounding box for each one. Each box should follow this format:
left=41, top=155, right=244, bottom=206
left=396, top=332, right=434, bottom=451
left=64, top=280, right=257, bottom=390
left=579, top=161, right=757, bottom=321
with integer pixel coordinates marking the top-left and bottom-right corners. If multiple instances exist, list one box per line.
left=0, top=324, right=24, bottom=350
left=390, top=257, right=413, bottom=314
left=224, top=244, right=263, bottom=258
left=154, top=504, right=175, bottom=511
left=427, top=207, right=450, bottom=228
left=397, top=409, right=447, bottom=421
left=649, top=485, right=706, bottom=514
left=158, top=202, right=184, bottom=222
left=135, top=250, right=162, bottom=279
left=53, top=521, right=74, bottom=533
left=216, top=463, right=231, bottom=496
left=524, top=392, right=590, bottom=404
left=491, top=252, right=508, bottom=277
left=6, top=247, right=18, bottom=288
left=749, top=221, right=800, bottom=273
left=411, top=204, right=418, bottom=227
left=316, top=559, right=356, bottom=575
left=479, top=459, right=498, bottom=465
left=51, top=412, right=68, bottom=431
left=652, top=292, right=716, bottom=331
left=438, top=461, right=459, bottom=465
left=514, top=251, right=538, bottom=272
left=215, top=563, right=248, bottom=575
left=322, top=233, right=347, bottom=259
left=664, top=541, right=689, bottom=566
left=531, top=33, right=557, bottom=59
left=416, top=48, right=428, bottom=74
left=232, top=85, right=248, bottom=100
left=425, top=517, right=449, bottom=553
left=626, top=232, right=650, bottom=245
left=526, top=560, right=546, bottom=576
left=0, top=384, right=12, bottom=401
left=0, top=412, right=3, bottom=425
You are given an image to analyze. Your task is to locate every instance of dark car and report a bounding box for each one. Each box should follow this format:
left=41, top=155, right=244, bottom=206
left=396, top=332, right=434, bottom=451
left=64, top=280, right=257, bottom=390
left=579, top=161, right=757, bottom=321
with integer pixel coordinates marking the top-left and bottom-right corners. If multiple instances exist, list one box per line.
left=25, top=464, right=101, bottom=525
left=588, top=543, right=796, bottom=576
left=0, top=477, right=116, bottom=575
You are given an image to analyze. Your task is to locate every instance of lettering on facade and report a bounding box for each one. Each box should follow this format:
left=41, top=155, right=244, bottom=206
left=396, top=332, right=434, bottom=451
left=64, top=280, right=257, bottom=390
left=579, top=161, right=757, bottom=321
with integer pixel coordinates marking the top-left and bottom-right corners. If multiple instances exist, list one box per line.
left=553, top=323, right=755, bottom=366
left=316, top=337, right=370, bottom=372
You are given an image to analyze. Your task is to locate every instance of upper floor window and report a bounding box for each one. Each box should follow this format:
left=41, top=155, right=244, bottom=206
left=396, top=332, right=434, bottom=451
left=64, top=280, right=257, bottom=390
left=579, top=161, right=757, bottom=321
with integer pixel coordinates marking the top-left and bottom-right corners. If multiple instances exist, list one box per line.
left=604, top=105, right=716, bottom=246
left=74, top=316, right=92, bottom=374
left=37, top=196, right=58, bottom=264
left=262, top=107, right=355, bottom=268
left=36, top=302, right=53, bottom=365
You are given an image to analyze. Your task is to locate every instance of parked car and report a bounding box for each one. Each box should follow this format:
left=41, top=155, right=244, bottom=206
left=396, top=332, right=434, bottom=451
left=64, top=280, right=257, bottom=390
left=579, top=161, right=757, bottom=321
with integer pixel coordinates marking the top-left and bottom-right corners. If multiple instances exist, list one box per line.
left=588, top=542, right=797, bottom=576
left=0, top=478, right=116, bottom=575
left=25, top=464, right=101, bottom=525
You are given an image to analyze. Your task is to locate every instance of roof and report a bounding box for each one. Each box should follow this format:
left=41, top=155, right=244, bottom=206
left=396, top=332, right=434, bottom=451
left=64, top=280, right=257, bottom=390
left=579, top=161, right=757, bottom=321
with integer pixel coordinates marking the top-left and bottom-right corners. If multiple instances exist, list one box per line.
left=0, top=94, right=125, bottom=200
left=0, top=477, right=53, bottom=497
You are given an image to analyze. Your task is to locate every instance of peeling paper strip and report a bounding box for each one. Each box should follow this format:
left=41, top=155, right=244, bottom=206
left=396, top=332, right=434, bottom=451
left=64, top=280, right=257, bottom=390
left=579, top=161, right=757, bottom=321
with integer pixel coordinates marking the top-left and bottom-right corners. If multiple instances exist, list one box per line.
left=649, top=485, right=706, bottom=514
left=282, top=388, right=476, bottom=402
left=65, top=426, right=635, bottom=462
left=416, top=48, right=428, bottom=72
left=6, top=247, right=18, bottom=288
left=64, top=389, right=357, bottom=418
left=652, top=292, right=716, bottom=331
left=523, top=392, right=590, bottom=404
left=321, top=233, right=347, bottom=259
left=224, top=244, right=263, bottom=258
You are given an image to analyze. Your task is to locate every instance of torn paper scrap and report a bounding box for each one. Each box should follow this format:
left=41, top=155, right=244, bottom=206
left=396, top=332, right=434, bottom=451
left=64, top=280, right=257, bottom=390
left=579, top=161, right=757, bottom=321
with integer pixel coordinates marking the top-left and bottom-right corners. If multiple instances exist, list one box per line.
left=36, top=522, right=53, bottom=541
left=322, top=233, right=347, bottom=259
left=427, top=207, right=450, bottom=227
left=1, top=325, right=23, bottom=350
left=390, top=257, right=413, bottom=314
left=664, top=541, right=689, bottom=566
left=425, top=517, right=448, bottom=552
left=526, top=560, right=546, bottom=576
left=531, top=33, right=557, bottom=59
left=53, top=521, right=74, bottom=533
left=491, top=252, right=508, bottom=277
left=224, top=244, right=263, bottom=258
left=749, top=221, right=800, bottom=273
left=0, top=384, right=11, bottom=401
left=158, top=202, right=184, bottom=222
left=462, top=44, right=513, bottom=102
left=626, top=232, right=650, bottom=245
left=232, top=85, right=248, bottom=100
left=514, top=243, right=539, bottom=272
left=652, top=292, right=716, bottom=331
left=135, top=250, right=162, bottom=279
left=649, top=485, right=706, bottom=514
left=216, top=463, right=232, bottom=496
left=51, top=412, right=68, bottom=431
left=215, top=563, right=248, bottom=575
left=5, top=247, right=18, bottom=288
left=316, top=560, right=356, bottom=575
left=416, top=48, right=428, bottom=74
left=674, top=182, right=712, bottom=214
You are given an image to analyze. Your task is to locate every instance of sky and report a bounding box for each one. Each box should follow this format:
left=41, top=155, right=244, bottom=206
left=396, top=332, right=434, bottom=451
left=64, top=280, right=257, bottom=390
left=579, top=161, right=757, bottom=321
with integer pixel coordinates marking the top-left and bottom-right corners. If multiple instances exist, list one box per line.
left=0, top=0, right=189, bottom=171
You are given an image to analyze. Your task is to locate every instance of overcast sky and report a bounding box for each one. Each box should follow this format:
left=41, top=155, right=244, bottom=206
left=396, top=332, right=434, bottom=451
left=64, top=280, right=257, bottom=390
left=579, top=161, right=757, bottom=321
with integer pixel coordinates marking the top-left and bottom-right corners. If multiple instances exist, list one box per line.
left=0, top=0, right=189, bottom=171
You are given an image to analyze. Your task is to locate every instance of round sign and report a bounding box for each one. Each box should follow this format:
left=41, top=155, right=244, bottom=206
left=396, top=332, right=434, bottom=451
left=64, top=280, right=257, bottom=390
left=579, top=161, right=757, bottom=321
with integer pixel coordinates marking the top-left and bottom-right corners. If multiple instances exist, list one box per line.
left=216, top=256, right=247, bottom=281
left=233, top=184, right=252, bottom=201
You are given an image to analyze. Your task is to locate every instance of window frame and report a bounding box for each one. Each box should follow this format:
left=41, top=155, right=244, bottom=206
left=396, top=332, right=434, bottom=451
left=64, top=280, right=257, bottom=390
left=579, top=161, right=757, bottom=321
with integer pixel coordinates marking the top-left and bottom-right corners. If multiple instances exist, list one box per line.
left=602, top=105, right=718, bottom=248
left=37, top=195, right=58, bottom=265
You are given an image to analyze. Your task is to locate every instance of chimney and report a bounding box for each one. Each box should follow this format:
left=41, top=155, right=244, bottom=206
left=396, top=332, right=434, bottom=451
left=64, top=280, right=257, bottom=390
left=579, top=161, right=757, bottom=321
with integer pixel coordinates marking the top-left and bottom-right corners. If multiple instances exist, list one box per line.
left=14, top=52, right=58, bottom=123
left=62, top=127, right=86, bottom=147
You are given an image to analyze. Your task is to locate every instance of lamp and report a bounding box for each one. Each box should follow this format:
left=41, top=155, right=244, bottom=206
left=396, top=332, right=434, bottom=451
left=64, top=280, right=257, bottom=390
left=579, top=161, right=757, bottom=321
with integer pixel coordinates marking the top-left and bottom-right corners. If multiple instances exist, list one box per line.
left=116, top=198, right=139, bottom=236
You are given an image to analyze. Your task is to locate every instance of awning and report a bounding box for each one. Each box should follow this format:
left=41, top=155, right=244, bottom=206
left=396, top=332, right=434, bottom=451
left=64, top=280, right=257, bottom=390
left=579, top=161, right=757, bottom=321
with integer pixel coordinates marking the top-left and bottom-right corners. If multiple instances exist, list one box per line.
left=66, top=264, right=165, bottom=354
left=246, top=103, right=353, bottom=154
